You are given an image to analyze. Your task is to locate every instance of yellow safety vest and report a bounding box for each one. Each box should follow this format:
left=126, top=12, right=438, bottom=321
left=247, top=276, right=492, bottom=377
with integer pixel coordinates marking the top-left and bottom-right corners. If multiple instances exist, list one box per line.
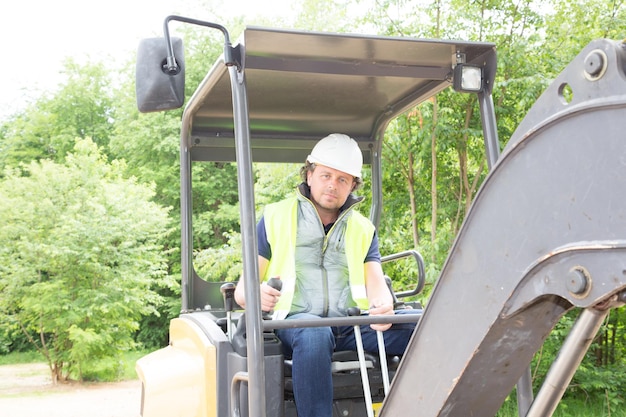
left=263, top=195, right=374, bottom=319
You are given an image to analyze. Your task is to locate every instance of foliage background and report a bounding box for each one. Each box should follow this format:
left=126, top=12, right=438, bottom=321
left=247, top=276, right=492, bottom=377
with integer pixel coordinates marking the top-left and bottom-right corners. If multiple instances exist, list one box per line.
left=0, top=0, right=624, bottom=412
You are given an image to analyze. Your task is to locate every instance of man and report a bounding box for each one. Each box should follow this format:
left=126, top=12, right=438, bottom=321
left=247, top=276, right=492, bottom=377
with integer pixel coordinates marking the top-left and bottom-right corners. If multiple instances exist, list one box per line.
left=234, top=133, right=417, bottom=417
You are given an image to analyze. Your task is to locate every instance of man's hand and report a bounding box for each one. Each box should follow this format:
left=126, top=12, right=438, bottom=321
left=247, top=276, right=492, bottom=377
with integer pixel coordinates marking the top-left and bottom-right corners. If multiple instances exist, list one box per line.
left=260, top=279, right=282, bottom=312
left=364, top=261, right=394, bottom=331
left=369, top=302, right=394, bottom=331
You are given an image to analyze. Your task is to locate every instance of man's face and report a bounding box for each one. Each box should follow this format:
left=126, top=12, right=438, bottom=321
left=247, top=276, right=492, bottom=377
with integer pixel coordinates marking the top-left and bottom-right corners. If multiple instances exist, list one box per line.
left=307, top=164, right=355, bottom=214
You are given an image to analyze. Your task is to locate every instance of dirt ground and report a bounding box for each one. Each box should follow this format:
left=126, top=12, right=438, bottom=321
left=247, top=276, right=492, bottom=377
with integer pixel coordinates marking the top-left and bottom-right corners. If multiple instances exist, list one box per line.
left=0, top=363, right=142, bottom=417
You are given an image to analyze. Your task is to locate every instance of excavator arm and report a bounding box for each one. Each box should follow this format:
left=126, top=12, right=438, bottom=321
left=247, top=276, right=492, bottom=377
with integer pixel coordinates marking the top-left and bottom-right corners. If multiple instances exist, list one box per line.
left=381, top=39, right=626, bottom=416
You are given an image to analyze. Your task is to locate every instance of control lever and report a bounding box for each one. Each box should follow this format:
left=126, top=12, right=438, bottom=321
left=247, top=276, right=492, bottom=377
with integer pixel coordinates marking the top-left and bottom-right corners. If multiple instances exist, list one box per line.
left=262, top=277, right=282, bottom=320
left=347, top=307, right=374, bottom=417
left=220, top=282, right=236, bottom=341
left=384, top=275, right=405, bottom=309
left=348, top=304, right=392, bottom=405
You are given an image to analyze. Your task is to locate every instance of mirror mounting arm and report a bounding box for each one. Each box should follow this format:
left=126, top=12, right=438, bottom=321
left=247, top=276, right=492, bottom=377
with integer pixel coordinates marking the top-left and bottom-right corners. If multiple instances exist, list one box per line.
left=163, top=15, right=238, bottom=73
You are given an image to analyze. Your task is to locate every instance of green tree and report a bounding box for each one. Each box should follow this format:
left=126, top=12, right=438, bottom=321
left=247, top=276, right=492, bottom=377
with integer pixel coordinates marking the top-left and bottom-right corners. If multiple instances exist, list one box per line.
left=0, top=59, right=115, bottom=172
left=294, top=0, right=351, bottom=31
left=193, top=162, right=301, bottom=282
left=0, top=138, right=171, bottom=382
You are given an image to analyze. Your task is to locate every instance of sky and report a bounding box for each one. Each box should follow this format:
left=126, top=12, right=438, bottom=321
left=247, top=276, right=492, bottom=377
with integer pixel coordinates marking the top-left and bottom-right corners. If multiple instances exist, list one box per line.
left=0, top=0, right=300, bottom=121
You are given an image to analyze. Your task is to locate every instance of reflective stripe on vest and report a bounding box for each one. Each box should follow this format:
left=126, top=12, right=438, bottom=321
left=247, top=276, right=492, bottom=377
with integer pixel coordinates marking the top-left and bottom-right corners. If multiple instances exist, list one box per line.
left=263, top=196, right=374, bottom=319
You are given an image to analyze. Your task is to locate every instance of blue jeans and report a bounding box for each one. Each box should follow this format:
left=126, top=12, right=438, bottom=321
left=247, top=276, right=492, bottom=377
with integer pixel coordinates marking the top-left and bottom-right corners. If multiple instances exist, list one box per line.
left=276, top=310, right=420, bottom=417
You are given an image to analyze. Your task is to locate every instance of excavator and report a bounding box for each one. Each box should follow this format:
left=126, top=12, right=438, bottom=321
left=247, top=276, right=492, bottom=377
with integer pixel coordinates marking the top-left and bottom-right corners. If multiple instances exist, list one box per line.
left=134, top=15, right=626, bottom=417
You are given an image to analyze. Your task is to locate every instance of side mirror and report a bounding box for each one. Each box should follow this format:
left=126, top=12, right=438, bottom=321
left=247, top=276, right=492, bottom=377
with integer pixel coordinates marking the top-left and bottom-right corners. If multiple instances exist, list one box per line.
left=135, top=37, right=185, bottom=112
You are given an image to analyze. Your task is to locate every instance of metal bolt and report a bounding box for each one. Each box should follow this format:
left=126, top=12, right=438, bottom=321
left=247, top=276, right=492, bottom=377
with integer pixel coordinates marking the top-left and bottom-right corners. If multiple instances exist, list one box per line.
left=567, top=267, right=589, bottom=295
left=584, top=51, right=605, bottom=78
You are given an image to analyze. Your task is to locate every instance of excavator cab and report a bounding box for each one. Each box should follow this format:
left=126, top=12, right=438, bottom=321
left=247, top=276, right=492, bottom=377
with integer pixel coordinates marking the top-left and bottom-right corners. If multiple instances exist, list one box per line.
left=134, top=16, right=626, bottom=417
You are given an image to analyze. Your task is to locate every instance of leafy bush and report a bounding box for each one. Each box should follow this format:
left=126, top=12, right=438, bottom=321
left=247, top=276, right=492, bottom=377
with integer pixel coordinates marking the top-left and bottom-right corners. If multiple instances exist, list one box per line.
left=568, top=364, right=626, bottom=412
left=0, top=139, right=171, bottom=382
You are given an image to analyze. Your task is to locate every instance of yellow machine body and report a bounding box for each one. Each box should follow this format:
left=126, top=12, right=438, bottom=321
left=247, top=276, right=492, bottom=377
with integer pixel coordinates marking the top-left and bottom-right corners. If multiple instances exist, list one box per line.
left=136, top=317, right=218, bottom=417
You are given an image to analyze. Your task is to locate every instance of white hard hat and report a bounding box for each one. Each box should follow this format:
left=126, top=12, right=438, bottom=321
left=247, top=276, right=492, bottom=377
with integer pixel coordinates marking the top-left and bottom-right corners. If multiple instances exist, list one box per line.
left=307, top=133, right=363, bottom=178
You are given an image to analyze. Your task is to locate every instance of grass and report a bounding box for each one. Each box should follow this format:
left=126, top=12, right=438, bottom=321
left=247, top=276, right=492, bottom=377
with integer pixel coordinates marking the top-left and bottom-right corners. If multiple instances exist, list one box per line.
left=121, top=349, right=150, bottom=380
left=0, top=349, right=151, bottom=381
left=0, top=350, right=44, bottom=365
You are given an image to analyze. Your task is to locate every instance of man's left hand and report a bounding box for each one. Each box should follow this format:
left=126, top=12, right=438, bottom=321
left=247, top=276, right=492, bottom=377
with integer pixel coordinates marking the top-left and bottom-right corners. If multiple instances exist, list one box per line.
left=369, top=303, right=394, bottom=331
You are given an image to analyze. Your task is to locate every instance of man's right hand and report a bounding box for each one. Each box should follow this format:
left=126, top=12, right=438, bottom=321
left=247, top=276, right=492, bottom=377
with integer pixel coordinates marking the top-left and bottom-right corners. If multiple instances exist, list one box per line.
left=260, top=277, right=282, bottom=312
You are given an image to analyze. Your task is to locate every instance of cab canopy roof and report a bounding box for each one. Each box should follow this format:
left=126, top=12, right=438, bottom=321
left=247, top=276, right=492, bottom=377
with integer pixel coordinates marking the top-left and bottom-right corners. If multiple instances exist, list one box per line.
left=184, top=26, right=496, bottom=164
